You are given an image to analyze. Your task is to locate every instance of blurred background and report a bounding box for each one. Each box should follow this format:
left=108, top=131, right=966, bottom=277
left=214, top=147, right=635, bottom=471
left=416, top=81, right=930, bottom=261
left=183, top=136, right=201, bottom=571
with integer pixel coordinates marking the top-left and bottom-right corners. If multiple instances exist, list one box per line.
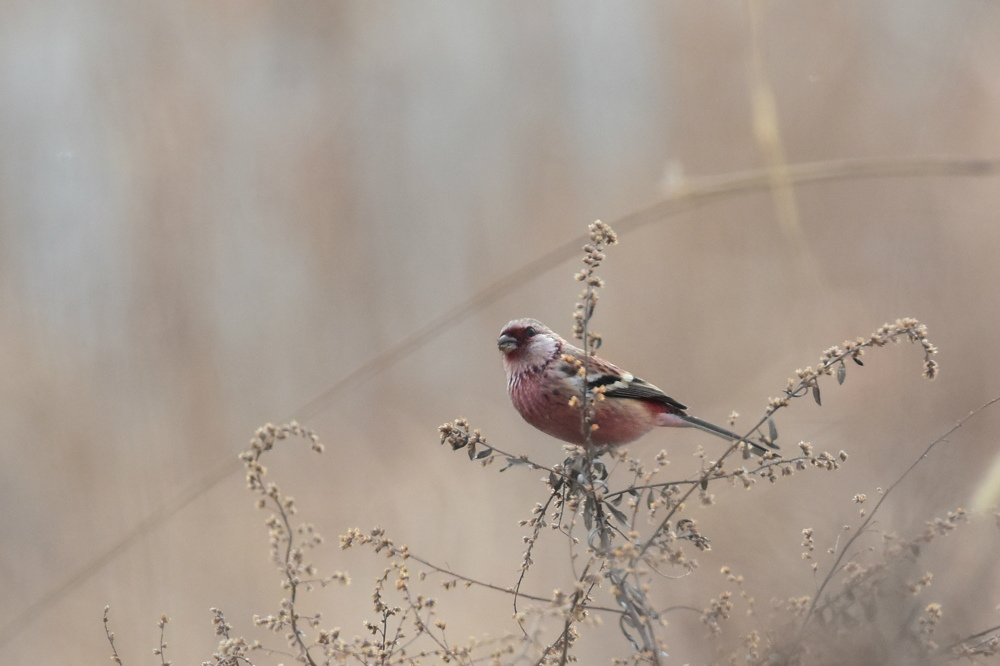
left=2, top=1, right=1000, bottom=663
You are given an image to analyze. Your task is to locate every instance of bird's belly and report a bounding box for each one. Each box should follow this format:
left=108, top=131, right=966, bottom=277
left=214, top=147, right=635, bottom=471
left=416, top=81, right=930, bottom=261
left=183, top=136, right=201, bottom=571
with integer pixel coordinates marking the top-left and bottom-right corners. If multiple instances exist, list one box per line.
left=589, top=398, right=658, bottom=446
left=512, top=381, right=656, bottom=447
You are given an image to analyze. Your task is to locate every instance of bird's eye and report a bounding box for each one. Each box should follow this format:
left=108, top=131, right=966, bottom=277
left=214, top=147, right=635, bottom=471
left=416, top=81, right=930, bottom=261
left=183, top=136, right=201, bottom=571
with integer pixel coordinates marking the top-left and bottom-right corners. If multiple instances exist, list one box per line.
left=524, top=326, right=537, bottom=338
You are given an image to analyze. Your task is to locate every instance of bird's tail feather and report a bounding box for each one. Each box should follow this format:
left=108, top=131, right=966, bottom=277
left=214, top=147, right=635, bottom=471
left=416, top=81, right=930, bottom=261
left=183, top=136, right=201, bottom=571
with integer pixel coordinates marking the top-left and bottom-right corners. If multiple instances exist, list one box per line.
left=679, top=414, right=777, bottom=456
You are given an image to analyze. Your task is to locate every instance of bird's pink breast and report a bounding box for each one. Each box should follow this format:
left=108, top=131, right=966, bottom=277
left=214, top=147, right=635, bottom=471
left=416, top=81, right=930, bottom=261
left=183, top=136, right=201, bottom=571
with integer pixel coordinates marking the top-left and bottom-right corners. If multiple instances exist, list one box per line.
left=509, top=372, right=660, bottom=448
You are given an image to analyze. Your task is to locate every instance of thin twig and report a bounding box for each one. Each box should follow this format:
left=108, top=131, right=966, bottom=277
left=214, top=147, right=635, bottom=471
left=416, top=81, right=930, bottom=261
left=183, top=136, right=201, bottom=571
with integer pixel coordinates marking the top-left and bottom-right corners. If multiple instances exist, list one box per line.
left=799, top=394, right=1000, bottom=632
left=944, top=624, right=1000, bottom=652
left=155, top=615, right=170, bottom=666
left=103, top=606, right=124, bottom=666
left=602, top=455, right=812, bottom=501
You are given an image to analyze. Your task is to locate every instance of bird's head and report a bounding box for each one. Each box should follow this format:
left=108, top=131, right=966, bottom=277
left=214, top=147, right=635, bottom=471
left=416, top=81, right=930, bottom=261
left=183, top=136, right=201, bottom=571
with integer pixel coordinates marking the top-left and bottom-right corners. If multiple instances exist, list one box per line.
left=497, top=318, right=562, bottom=373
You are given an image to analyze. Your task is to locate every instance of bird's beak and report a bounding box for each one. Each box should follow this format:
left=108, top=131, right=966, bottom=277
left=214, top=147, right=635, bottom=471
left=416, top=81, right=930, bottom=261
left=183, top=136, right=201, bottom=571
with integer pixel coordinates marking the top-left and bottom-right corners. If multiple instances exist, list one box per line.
left=497, top=334, right=517, bottom=353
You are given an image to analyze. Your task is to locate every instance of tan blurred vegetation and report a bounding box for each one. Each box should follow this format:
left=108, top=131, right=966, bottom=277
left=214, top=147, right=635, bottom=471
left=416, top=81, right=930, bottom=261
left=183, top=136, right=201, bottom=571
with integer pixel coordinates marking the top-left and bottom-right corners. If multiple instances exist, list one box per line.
left=2, top=2, right=1000, bottom=664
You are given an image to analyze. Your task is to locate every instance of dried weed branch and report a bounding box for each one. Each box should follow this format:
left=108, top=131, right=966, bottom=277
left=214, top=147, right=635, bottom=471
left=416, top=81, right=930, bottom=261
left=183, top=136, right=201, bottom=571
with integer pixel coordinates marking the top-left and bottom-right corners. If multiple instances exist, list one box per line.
left=572, top=220, right=618, bottom=447
left=103, top=606, right=123, bottom=666
left=155, top=614, right=171, bottom=666
left=799, top=394, right=1000, bottom=635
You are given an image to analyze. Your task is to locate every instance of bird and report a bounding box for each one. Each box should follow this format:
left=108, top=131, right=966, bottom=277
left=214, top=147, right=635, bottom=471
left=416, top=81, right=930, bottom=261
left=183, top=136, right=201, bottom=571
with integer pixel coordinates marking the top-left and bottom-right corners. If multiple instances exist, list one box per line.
left=497, top=318, right=772, bottom=455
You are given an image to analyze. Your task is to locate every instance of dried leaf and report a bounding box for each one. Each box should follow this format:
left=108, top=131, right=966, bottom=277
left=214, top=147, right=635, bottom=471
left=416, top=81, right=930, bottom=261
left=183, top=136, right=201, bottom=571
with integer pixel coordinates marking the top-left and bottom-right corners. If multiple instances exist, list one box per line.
left=768, top=417, right=778, bottom=443
left=592, top=459, right=608, bottom=481
left=619, top=615, right=642, bottom=651
left=837, top=361, right=846, bottom=385
left=812, top=383, right=822, bottom=406
left=500, top=457, right=531, bottom=472
left=606, top=503, right=630, bottom=528
left=852, top=355, right=864, bottom=366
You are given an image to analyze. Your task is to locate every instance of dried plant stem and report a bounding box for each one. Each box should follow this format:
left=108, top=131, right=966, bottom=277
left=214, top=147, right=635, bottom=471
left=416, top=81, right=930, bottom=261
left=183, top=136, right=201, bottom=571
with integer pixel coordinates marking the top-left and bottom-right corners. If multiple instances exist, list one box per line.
left=241, top=422, right=326, bottom=666
left=798, top=393, right=1000, bottom=633
left=103, top=606, right=124, bottom=666
left=274, top=498, right=317, bottom=666
left=155, top=615, right=170, bottom=666
left=514, top=490, right=562, bottom=628
left=602, top=454, right=813, bottom=501
left=532, top=560, right=601, bottom=666
left=639, top=318, right=938, bottom=559
left=572, top=220, right=618, bottom=448
left=945, top=623, right=1000, bottom=653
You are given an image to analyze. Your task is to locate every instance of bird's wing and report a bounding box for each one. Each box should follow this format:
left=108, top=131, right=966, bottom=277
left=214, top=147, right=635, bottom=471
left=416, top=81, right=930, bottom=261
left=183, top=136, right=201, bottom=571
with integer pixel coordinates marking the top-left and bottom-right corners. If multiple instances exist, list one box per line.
left=599, top=375, right=688, bottom=412
left=553, top=344, right=689, bottom=412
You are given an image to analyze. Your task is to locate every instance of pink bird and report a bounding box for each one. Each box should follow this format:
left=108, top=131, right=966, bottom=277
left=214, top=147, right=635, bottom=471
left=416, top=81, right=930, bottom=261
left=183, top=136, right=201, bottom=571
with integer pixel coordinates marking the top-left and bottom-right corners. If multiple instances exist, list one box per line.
left=498, top=318, right=770, bottom=455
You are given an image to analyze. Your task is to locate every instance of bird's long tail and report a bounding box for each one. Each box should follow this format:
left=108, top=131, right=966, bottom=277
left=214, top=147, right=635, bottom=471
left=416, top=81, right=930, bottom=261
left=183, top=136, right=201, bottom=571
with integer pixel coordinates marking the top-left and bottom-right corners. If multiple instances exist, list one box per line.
left=678, top=413, right=777, bottom=456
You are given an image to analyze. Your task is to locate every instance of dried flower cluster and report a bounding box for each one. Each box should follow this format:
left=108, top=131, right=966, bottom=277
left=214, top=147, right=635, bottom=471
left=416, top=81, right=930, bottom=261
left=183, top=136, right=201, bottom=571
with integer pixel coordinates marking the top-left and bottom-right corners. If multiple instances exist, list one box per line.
left=746, top=508, right=978, bottom=666
left=439, top=417, right=537, bottom=471
left=571, top=219, right=618, bottom=346
left=768, top=317, right=938, bottom=415
left=569, top=220, right=619, bottom=446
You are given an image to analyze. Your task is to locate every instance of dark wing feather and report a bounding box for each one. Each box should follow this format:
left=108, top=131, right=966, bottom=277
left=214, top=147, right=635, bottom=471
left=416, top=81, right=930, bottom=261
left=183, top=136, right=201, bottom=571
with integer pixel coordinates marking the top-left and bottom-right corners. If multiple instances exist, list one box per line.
left=587, top=374, right=626, bottom=388
left=601, top=376, right=688, bottom=412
